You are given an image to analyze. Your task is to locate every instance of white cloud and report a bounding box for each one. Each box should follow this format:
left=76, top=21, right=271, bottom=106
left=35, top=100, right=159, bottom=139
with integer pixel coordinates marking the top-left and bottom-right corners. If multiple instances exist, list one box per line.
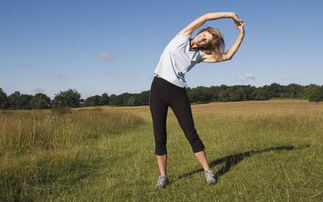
left=237, top=73, right=255, bottom=81
left=99, top=52, right=115, bottom=61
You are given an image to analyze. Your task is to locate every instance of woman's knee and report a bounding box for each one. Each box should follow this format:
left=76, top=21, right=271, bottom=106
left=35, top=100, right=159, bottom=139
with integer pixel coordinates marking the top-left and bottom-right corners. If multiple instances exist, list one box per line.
left=184, top=129, right=205, bottom=152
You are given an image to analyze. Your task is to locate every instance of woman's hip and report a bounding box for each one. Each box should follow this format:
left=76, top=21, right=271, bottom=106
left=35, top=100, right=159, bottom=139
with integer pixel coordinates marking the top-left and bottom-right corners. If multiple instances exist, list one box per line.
left=151, top=76, right=185, bottom=93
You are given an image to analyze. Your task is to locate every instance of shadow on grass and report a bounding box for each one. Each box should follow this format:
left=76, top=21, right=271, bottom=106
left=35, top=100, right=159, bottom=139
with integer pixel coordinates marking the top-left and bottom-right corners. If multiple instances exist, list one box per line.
left=173, top=144, right=310, bottom=184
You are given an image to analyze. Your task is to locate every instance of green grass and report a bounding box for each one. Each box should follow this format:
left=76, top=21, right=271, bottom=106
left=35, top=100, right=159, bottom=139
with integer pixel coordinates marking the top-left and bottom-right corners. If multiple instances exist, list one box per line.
left=0, top=100, right=322, bottom=201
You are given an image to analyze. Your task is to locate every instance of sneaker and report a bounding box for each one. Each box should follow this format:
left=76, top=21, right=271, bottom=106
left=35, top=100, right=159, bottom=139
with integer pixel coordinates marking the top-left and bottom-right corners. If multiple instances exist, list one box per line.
left=204, top=170, right=217, bottom=185
left=155, top=175, right=169, bottom=189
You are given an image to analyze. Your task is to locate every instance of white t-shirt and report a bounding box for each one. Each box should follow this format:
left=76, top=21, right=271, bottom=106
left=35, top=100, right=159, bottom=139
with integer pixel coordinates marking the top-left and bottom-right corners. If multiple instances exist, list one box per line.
left=153, top=33, right=205, bottom=88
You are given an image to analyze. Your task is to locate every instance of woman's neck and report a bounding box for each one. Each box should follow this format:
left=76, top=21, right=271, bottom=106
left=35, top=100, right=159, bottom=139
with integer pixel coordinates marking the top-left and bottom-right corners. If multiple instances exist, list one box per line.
left=189, top=38, right=199, bottom=51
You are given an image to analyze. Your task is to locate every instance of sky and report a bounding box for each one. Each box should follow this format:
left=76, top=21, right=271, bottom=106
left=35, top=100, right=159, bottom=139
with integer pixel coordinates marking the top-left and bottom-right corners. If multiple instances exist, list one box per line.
left=1, top=0, right=323, bottom=99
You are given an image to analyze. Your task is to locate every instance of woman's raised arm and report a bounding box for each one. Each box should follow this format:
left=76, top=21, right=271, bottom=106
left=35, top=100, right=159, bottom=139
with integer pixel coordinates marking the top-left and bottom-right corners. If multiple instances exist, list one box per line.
left=179, top=12, right=239, bottom=36
left=222, top=19, right=245, bottom=61
left=202, top=15, right=245, bottom=63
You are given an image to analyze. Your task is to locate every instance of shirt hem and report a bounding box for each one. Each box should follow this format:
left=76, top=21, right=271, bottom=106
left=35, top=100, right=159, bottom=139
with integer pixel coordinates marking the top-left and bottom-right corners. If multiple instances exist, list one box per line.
left=154, top=73, right=187, bottom=88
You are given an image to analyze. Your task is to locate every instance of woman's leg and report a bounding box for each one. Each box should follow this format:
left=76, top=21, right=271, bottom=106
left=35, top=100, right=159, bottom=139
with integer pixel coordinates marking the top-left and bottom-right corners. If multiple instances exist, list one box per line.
left=169, top=89, right=211, bottom=171
left=156, top=155, right=167, bottom=176
left=149, top=77, right=170, bottom=176
left=194, top=151, right=211, bottom=171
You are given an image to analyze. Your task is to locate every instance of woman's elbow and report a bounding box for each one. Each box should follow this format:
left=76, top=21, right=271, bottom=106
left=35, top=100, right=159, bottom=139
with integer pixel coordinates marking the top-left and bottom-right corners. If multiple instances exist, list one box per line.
left=224, top=54, right=232, bottom=61
left=218, top=54, right=231, bottom=62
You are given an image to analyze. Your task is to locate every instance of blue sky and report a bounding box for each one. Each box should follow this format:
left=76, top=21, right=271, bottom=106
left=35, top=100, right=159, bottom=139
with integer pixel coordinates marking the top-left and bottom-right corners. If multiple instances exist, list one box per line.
left=1, top=0, right=323, bottom=99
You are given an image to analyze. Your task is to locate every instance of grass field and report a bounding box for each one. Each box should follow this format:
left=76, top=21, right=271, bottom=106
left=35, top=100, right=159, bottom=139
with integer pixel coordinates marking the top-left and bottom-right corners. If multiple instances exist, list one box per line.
left=0, top=100, right=322, bottom=201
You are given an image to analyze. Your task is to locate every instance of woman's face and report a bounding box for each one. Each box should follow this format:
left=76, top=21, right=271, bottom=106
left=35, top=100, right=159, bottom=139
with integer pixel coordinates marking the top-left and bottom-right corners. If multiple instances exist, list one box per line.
left=194, top=31, right=213, bottom=49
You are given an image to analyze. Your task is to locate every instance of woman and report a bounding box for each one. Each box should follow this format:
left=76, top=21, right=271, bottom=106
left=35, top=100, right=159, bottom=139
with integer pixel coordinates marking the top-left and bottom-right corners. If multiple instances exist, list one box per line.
left=149, top=12, right=245, bottom=189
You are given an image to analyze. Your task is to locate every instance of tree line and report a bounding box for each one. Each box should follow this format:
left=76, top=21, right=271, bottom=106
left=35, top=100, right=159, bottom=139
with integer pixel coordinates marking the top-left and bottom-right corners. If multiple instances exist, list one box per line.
left=1, top=83, right=323, bottom=110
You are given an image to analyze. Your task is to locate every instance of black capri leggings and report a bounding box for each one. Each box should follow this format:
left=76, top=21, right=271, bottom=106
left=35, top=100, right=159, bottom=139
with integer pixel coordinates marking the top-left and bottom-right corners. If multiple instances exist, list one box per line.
left=149, top=76, right=205, bottom=155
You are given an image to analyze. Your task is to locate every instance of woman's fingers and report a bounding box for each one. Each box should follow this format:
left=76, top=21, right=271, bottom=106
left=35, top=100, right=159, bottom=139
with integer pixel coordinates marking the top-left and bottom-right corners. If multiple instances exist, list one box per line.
left=235, top=18, right=243, bottom=24
left=233, top=18, right=245, bottom=32
left=237, top=22, right=245, bottom=33
left=231, top=14, right=244, bottom=30
left=234, top=18, right=244, bottom=28
left=231, top=15, right=245, bottom=32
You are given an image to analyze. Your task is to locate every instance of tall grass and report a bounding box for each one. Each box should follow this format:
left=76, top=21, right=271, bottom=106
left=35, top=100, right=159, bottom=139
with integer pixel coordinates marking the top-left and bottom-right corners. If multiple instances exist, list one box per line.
left=0, top=108, right=144, bottom=201
left=0, top=100, right=322, bottom=201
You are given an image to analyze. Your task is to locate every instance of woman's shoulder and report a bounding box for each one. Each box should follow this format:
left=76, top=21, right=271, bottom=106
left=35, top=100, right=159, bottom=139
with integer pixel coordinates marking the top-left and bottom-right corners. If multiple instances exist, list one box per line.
left=175, top=32, right=191, bottom=40
left=165, top=33, right=191, bottom=50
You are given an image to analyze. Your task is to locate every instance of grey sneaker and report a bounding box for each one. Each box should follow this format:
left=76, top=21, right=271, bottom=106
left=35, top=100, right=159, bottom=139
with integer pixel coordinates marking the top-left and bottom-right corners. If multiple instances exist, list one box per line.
left=155, top=175, right=169, bottom=189
left=204, top=170, right=217, bottom=185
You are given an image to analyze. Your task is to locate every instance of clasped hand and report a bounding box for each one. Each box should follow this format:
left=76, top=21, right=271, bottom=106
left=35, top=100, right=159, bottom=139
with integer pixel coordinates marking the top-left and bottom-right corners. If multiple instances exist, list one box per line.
left=230, top=12, right=245, bottom=33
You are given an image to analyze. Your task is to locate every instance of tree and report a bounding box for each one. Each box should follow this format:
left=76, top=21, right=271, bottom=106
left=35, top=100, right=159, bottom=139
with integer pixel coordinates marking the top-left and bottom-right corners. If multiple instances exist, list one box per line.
left=0, top=88, right=10, bottom=109
left=229, top=87, right=244, bottom=101
left=52, top=89, right=81, bottom=108
left=8, top=91, right=21, bottom=109
left=285, top=83, right=304, bottom=98
left=303, top=84, right=320, bottom=99
left=127, top=96, right=136, bottom=106
left=100, top=93, right=110, bottom=105
left=119, top=93, right=132, bottom=106
left=240, top=85, right=256, bottom=100
left=109, top=94, right=121, bottom=106
left=187, top=86, right=212, bottom=103
left=208, top=86, right=220, bottom=101
left=29, top=93, right=51, bottom=109
left=8, top=91, right=32, bottom=109
left=20, top=94, right=33, bottom=109
left=253, top=88, right=269, bottom=100
left=187, top=88, right=199, bottom=103
left=136, top=91, right=149, bottom=105
left=218, top=89, right=230, bottom=102
left=309, top=86, right=323, bottom=102
left=83, top=95, right=101, bottom=106
left=264, top=83, right=283, bottom=98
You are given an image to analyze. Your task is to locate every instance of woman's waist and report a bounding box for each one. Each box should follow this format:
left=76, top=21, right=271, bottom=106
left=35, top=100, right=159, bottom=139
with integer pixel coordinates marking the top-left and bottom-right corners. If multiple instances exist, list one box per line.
left=153, top=75, right=186, bottom=89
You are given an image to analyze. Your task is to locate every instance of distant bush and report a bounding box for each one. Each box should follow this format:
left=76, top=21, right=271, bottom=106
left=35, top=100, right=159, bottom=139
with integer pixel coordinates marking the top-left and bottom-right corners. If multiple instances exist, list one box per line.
left=309, top=86, right=323, bottom=102
left=2, top=83, right=323, bottom=109
left=30, top=93, right=51, bottom=109
left=0, top=88, right=10, bottom=109
left=52, top=89, right=81, bottom=108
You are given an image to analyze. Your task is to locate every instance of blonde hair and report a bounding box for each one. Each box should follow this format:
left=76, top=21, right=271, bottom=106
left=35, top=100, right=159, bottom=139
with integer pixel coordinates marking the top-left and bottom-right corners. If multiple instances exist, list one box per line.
left=196, top=27, right=225, bottom=61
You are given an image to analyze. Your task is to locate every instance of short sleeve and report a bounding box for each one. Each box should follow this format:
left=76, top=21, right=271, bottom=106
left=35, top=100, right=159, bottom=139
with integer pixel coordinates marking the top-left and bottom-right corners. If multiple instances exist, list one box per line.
left=166, top=34, right=191, bottom=49
left=175, top=33, right=191, bottom=39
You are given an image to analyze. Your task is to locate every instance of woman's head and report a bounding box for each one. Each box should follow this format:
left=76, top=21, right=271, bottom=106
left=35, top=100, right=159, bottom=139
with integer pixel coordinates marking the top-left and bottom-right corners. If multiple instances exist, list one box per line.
left=193, top=27, right=225, bottom=59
